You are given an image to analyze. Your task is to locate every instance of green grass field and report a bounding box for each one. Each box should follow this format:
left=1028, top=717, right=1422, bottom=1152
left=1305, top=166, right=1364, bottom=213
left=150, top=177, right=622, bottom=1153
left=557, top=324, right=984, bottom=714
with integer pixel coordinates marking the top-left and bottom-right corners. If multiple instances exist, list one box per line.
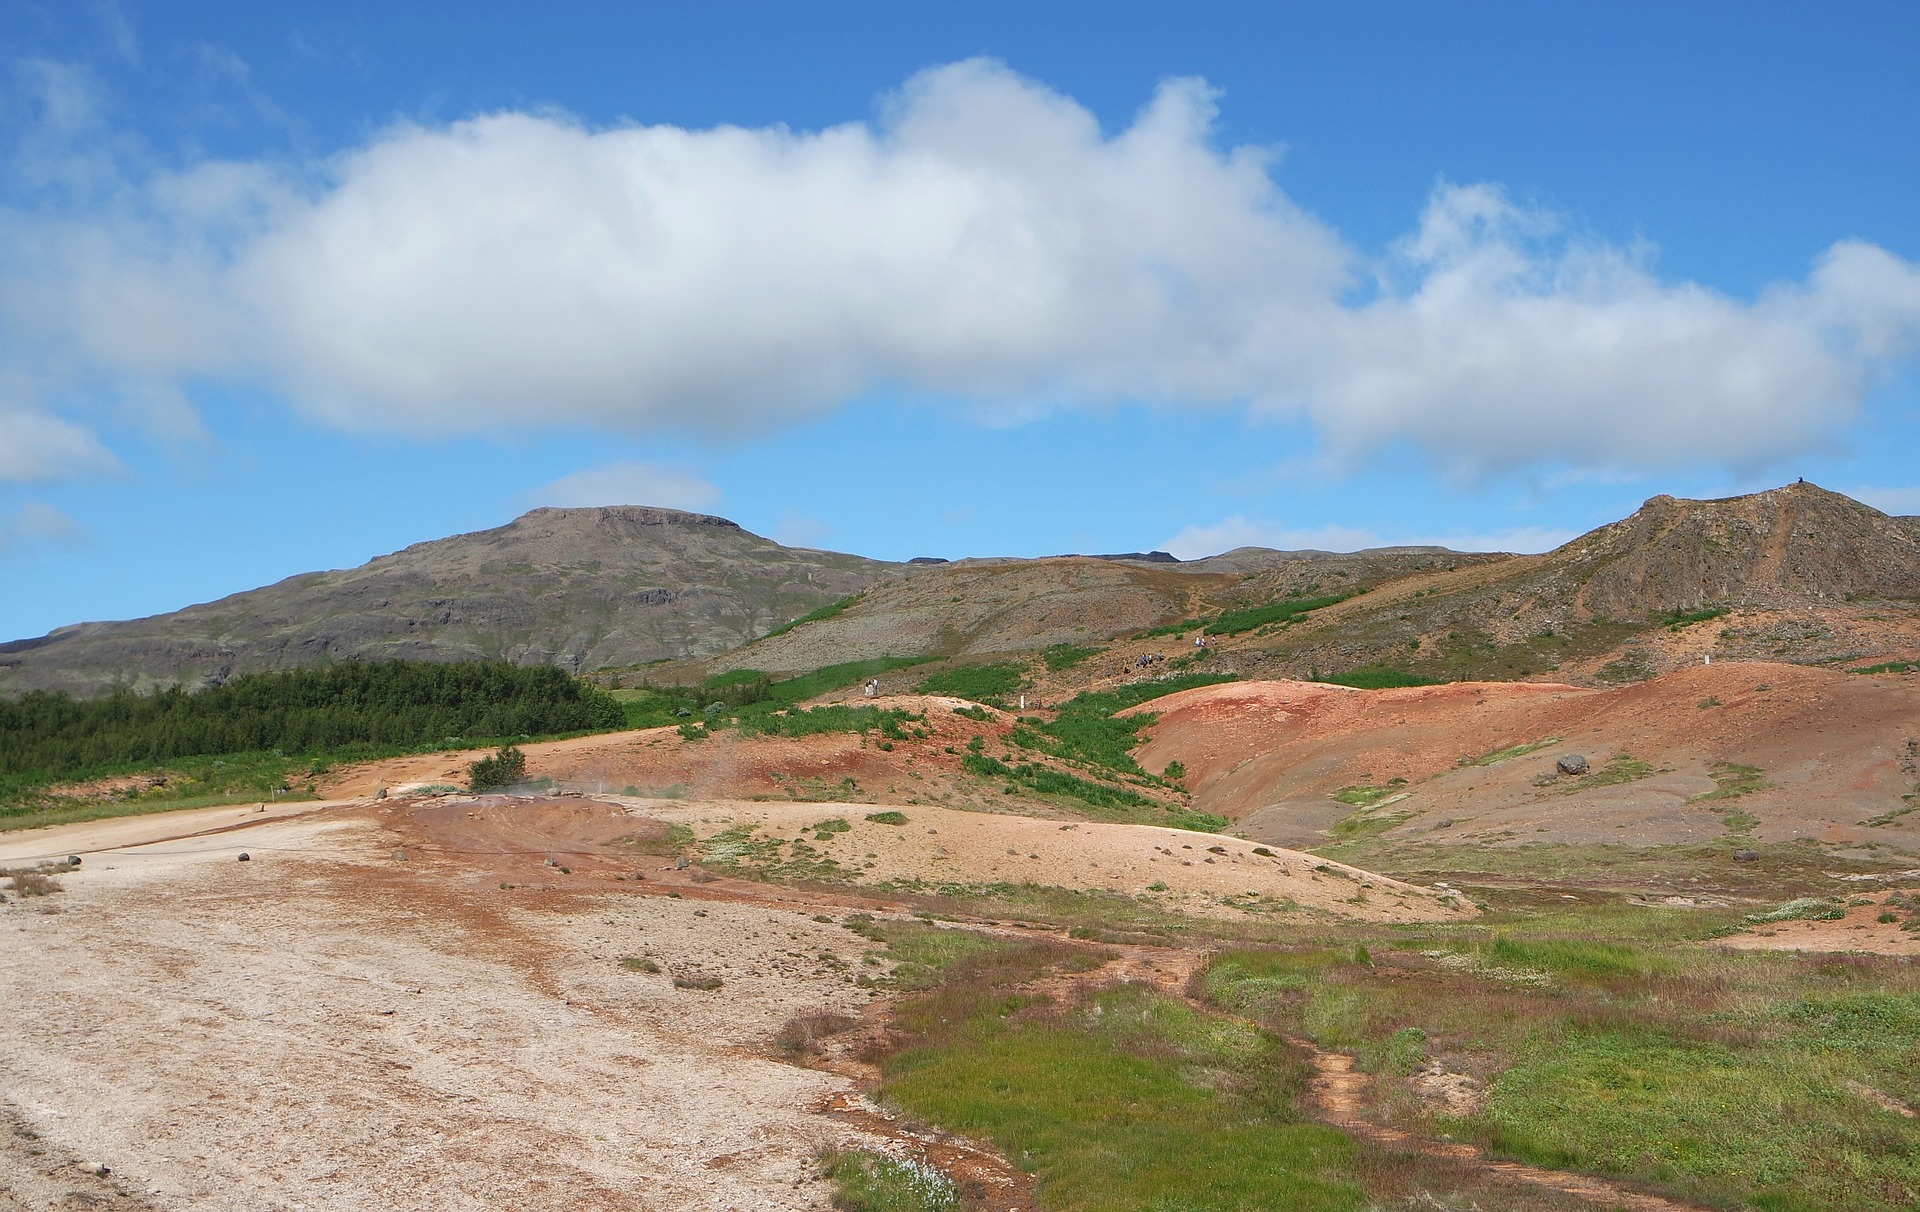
left=1198, top=904, right=1920, bottom=1212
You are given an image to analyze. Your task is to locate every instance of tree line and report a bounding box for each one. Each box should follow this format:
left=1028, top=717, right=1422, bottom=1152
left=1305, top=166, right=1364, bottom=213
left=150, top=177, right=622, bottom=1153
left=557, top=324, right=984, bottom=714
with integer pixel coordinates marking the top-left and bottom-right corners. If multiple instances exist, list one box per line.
left=0, top=661, right=626, bottom=779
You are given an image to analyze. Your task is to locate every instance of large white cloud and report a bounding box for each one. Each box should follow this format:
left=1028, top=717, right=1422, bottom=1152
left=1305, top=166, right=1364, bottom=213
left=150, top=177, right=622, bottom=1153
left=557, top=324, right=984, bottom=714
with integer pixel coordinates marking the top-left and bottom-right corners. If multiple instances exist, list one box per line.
left=3, top=58, right=1919, bottom=480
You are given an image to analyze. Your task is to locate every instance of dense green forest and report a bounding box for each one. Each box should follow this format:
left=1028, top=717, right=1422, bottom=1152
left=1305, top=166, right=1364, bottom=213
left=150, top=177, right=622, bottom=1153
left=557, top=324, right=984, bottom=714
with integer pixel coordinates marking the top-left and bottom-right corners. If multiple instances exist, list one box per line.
left=0, top=661, right=625, bottom=781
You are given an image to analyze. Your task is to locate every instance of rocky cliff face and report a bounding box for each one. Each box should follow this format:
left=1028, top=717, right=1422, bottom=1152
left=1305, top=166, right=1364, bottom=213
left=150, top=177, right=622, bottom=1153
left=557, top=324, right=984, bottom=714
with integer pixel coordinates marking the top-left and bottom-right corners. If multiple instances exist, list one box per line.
left=0, top=507, right=908, bottom=697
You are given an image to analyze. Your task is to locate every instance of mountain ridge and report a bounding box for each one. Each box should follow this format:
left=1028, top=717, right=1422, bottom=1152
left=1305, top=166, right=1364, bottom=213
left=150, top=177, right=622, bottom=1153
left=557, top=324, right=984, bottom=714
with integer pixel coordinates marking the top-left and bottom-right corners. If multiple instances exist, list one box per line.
left=4, top=482, right=1917, bottom=698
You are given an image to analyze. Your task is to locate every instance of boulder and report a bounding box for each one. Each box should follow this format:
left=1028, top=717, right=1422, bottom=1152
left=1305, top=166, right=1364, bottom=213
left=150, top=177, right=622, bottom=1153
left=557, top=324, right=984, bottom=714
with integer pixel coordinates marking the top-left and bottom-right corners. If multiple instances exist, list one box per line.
left=1556, top=754, right=1590, bottom=776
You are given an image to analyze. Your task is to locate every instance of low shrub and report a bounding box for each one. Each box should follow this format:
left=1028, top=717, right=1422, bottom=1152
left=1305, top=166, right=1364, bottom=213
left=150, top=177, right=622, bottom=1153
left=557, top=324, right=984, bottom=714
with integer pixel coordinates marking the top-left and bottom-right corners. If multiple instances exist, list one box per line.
left=775, top=1011, right=860, bottom=1059
left=1206, top=593, right=1351, bottom=636
left=467, top=745, right=527, bottom=792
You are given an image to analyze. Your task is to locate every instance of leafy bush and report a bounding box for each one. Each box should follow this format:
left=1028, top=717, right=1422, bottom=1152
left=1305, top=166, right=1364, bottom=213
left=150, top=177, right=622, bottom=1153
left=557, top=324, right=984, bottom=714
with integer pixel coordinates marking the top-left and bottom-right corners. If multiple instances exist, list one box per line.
left=865, top=810, right=908, bottom=825
left=755, top=656, right=932, bottom=706
left=468, top=745, right=528, bottom=792
left=961, top=752, right=1224, bottom=830
left=701, top=668, right=773, bottom=707
left=735, top=705, right=920, bottom=739
left=1023, top=673, right=1238, bottom=776
left=1657, top=603, right=1730, bottom=628
left=756, top=593, right=861, bottom=642
left=1042, top=643, right=1103, bottom=672
left=915, top=662, right=1029, bottom=708
left=1206, top=593, right=1351, bottom=636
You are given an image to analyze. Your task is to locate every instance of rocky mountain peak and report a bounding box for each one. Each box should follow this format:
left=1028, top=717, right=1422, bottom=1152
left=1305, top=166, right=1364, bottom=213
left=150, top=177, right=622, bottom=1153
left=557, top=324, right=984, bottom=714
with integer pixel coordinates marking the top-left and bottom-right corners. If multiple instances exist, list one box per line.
left=1557, top=481, right=1920, bottom=615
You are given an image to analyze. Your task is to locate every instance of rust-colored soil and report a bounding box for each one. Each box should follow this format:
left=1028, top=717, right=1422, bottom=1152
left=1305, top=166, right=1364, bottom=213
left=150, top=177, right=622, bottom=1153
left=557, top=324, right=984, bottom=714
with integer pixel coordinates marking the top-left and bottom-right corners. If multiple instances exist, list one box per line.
left=1133, top=663, right=1920, bottom=853
left=318, top=696, right=1072, bottom=819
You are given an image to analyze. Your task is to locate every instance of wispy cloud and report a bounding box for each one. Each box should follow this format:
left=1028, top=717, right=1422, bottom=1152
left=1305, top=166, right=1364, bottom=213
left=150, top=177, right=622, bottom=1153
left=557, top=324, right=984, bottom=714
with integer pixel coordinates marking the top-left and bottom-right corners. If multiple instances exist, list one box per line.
left=0, top=501, right=85, bottom=555
left=523, top=460, right=720, bottom=511
left=771, top=513, right=831, bottom=548
left=0, top=408, right=121, bottom=482
left=3, top=59, right=1918, bottom=483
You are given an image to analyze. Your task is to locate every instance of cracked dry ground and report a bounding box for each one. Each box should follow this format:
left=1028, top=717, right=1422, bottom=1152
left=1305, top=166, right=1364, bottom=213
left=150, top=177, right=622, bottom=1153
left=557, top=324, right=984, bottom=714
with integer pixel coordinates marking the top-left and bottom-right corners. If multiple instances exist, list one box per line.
left=3, top=795, right=1708, bottom=1212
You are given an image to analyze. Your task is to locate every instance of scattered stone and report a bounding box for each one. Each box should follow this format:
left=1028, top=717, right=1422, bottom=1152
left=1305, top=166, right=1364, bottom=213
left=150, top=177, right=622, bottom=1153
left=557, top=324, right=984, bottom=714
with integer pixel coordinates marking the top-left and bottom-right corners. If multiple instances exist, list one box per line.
left=692, top=909, right=708, bottom=917
left=391, top=849, right=408, bottom=862
left=1733, top=849, right=1759, bottom=862
left=66, top=855, right=81, bottom=867
left=1556, top=754, right=1590, bottom=776
left=1434, top=818, right=1454, bottom=829
left=236, top=852, right=250, bottom=862
left=77, top=1161, right=110, bottom=1177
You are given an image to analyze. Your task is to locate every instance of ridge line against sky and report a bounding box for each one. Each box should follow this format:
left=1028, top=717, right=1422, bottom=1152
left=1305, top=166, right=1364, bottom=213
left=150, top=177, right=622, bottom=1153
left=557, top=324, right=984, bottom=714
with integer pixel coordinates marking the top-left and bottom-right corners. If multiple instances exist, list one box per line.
left=0, top=2, right=1916, bottom=639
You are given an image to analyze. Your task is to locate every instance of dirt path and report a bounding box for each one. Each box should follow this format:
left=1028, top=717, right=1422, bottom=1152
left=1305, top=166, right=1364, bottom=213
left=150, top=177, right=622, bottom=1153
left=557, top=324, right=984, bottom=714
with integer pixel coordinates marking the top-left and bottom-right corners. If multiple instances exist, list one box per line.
left=1292, top=1041, right=1710, bottom=1212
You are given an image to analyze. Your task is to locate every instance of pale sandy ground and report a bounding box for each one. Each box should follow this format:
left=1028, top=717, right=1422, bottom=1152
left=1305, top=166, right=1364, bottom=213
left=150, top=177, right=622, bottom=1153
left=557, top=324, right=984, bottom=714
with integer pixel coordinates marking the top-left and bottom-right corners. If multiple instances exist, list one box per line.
left=650, top=798, right=1476, bottom=922
left=0, top=798, right=352, bottom=866
left=1716, top=894, right=1920, bottom=955
left=0, top=789, right=1470, bottom=1211
left=0, top=804, right=898, bottom=1211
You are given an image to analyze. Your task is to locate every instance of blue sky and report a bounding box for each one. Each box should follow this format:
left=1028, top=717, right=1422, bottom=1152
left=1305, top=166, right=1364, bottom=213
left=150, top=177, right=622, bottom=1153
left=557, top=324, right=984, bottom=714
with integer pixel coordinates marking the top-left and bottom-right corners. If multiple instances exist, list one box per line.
left=1, top=1, right=1917, bottom=642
